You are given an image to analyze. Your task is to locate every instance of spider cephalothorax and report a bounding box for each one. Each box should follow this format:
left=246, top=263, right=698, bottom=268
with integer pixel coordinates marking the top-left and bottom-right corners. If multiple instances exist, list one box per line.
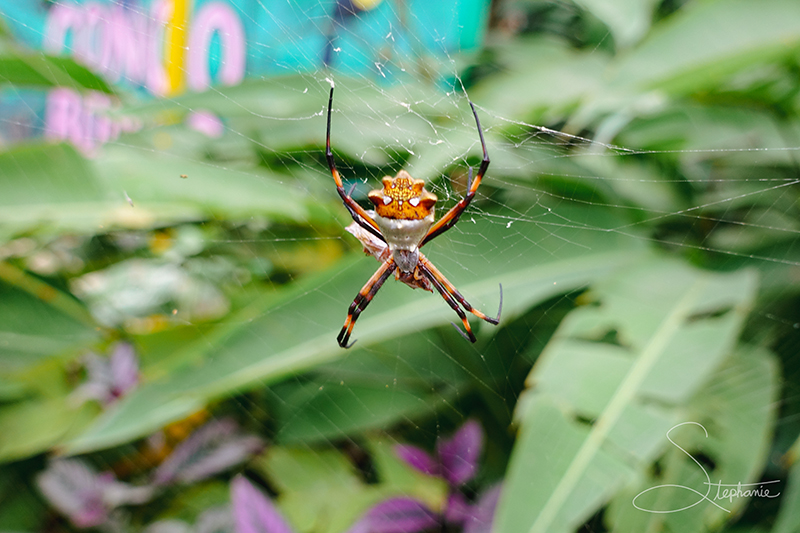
left=365, top=171, right=438, bottom=272
left=326, top=87, right=501, bottom=348
left=368, top=172, right=437, bottom=219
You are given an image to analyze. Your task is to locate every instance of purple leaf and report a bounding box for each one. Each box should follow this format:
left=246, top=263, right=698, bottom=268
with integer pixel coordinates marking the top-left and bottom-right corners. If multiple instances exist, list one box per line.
left=462, top=484, right=502, bottom=533
left=394, top=444, right=439, bottom=477
left=349, top=497, right=438, bottom=533
left=72, top=343, right=139, bottom=406
left=443, top=492, right=471, bottom=525
left=153, top=419, right=263, bottom=485
left=231, top=476, right=294, bottom=533
left=437, top=420, right=483, bottom=486
left=109, top=342, right=139, bottom=398
left=36, top=459, right=152, bottom=529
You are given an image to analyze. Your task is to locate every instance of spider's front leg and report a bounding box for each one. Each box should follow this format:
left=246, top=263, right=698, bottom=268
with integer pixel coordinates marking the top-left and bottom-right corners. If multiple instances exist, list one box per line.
left=338, top=259, right=398, bottom=348
left=326, top=87, right=385, bottom=243
left=420, top=101, right=490, bottom=247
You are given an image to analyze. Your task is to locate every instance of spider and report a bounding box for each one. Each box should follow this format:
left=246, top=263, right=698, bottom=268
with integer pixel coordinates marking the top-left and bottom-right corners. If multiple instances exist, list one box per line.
left=326, top=87, right=502, bottom=348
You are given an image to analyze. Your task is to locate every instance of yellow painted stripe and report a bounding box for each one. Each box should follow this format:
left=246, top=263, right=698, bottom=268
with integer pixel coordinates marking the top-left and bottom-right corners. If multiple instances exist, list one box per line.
left=352, top=0, right=383, bottom=11
left=165, top=0, right=191, bottom=95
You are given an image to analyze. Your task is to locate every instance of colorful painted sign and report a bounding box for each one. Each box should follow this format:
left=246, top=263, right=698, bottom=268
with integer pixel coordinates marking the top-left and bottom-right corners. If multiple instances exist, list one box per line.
left=0, top=0, right=490, bottom=149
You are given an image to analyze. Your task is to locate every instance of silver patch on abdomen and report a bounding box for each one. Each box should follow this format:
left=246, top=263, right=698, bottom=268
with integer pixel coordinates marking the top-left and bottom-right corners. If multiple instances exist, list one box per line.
left=373, top=211, right=435, bottom=273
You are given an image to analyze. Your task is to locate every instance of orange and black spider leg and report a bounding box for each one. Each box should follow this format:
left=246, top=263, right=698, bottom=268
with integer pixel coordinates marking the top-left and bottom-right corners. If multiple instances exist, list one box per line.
left=420, top=263, right=478, bottom=342
left=420, top=254, right=502, bottom=328
left=327, top=87, right=385, bottom=243
left=420, top=101, right=490, bottom=247
left=338, top=259, right=398, bottom=348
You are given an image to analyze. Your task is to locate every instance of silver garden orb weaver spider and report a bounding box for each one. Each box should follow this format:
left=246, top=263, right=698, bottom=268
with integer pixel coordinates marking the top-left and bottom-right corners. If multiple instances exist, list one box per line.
left=326, top=87, right=502, bottom=348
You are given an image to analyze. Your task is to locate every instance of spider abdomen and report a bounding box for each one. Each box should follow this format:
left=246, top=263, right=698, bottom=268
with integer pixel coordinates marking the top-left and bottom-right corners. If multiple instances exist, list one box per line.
left=373, top=213, right=435, bottom=272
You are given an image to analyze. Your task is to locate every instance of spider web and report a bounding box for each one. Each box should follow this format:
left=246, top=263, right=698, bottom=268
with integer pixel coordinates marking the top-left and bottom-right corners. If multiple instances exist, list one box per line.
left=1, top=0, right=799, bottom=532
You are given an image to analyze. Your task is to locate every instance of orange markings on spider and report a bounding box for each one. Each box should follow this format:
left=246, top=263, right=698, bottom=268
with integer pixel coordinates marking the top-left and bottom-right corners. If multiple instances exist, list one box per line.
left=368, top=171, right=438, bottom=220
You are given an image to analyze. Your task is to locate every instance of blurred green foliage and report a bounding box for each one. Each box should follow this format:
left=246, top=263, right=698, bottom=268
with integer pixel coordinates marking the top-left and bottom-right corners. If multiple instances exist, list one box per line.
left=1, top=0, right=800, bottom=532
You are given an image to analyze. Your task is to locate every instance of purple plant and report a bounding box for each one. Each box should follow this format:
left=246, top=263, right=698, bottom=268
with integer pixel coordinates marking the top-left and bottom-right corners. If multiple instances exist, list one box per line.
left=461, top=484, right=502, bottom=533
left=347, top=420, right=502, bottom=533
left=230, top=475, right=294, bottom=533
left=36, top=458, right=153, bottom=529
left=72, top=342, right=140, bottom=406
left=153, top=418, right=264, bottom=485
left=347, top=497, right=439, bottom=533
left=395, top=420, right=484, bottom=487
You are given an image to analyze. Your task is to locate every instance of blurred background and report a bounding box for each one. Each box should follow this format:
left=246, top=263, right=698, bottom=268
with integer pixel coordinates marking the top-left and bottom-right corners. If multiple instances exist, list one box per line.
left=1, top=0, right=799, bottom=532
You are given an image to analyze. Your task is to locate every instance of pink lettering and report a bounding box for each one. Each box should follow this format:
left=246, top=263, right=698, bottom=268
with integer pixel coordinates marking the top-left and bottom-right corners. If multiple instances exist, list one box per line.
left=188, top=2, right=246, bottom=91
left=147, top=0, right=172, bottom=96
left=44, top=88, right=141, bottom=155
left=44, top=3, right=80, bottom=55
left=43, top=1, right=247, bottom=96
left=45, top=88, right=85, bottom=148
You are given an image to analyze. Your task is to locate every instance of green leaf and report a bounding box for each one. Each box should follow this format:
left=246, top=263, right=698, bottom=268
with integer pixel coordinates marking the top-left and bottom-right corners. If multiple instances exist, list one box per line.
left=771, top=434, right=800, bottom=533
left=273, top=332, right=472, bottom=445
left=472, top=37, right=608, bottom=124
left=0, top=138, right=328, bottom=236
left=274, top=381, right=454, bottom=446
left=63, top=211, right=645, bottom=453
left=0, top=470, right=47, bottom=531
left=573, top=0, right=659, bottom=48
left=617, top=105, right=800, bottom=167
left=0, top=279, right=98, bottom=375
left=0, top=143, right=114, bottom=234
left=610, top=0, right=800, bottom=95
left=0, top=54, right=113, bottom=93
left=607, top=345, right=779, bottom=532
left=0, top=396, right=98, bottom=463
left=495, top=258, right=758, bottom=533
left=93, top=143, right=325, bottom=224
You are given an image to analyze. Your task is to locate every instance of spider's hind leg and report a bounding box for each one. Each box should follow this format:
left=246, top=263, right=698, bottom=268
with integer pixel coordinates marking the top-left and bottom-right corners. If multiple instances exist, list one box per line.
left=419, top=254, right=502, bottom=342
left=338, top=259, right=397, bottom=348
left=425, top=270, right=478, bottom=343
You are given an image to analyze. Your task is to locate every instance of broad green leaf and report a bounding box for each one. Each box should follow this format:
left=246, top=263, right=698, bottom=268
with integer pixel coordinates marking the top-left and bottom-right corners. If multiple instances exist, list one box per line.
left=0, top=54, right=113, bottom=93
left=0, top=139, right=328, bottom=236
left=273, top=331, right=472, bottom=445
left=0, top=396, right=97, bottom=463
left=0, top=280, right=98, bottom=375
left=93, top=143, right=327, bottom=225
left=610, top=0, right=800, bottom=95
left=273, top=381, right=458, bottom=446
left=617, top=105, right=800, bottom=167
left=0, top=143, right=115, bottom=233
left=471, top=37, right=608, bottom=124
left=573, top=0, right=659, bottom=48
left=773, top=434, right=800, bottom=533
left=566, top=0, right=800, bottom=130
left=607, top=345, right=778, bottom=532
left=0, top=376, right=26, bottom=401
left=495, top=258, right=758, bottom=533
left=63, top=211, right=645, bottom=453
left=0, top=470, right=47, bottom=531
